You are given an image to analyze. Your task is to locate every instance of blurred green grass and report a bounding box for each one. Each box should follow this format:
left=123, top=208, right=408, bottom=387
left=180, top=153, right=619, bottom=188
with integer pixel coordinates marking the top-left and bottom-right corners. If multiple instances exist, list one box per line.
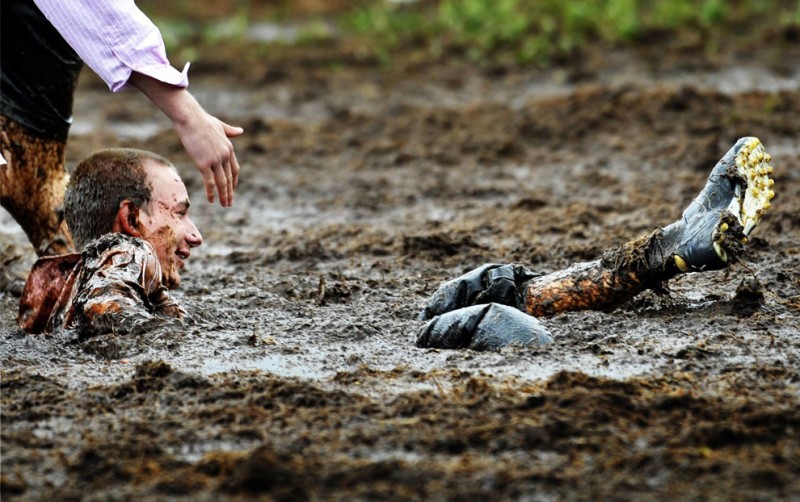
left=141, top=0, right=800, bottom=67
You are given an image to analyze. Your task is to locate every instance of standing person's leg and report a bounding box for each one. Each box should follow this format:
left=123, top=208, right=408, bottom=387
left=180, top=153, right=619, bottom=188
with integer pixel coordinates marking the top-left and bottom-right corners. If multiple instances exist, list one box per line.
left=0, top=0, right=84, bottom=256
left=1, top=117, right=73, bottom=255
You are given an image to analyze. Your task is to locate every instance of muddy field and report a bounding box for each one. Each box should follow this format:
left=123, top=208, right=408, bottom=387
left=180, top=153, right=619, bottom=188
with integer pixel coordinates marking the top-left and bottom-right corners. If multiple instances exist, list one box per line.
left=2, top=37, right=800, bottom=500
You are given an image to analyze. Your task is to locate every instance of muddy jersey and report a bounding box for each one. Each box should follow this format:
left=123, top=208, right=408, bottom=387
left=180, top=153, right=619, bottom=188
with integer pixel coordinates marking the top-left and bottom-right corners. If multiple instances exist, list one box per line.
left=19, top=233, right=184, bottom=336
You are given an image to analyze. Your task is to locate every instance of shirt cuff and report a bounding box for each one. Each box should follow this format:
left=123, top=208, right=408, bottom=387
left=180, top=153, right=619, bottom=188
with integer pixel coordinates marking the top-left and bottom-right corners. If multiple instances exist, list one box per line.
left=113, top=61, right=190, bottom=93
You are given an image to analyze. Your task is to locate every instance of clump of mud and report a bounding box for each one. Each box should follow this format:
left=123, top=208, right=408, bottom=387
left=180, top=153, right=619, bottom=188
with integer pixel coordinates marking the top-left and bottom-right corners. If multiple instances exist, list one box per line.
left=2, top=361, right=799, bottom=499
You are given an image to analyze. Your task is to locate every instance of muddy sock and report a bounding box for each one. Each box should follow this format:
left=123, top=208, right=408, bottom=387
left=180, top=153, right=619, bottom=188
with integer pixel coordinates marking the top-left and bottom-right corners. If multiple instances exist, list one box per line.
left=1, top=116, right=75, bottom=256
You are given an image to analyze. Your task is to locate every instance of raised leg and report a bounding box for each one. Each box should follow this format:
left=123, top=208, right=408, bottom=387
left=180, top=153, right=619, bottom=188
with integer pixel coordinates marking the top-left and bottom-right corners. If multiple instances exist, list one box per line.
left=524, top=137, right=775, bottom=317
left=417, top=137, right=775, bottom=349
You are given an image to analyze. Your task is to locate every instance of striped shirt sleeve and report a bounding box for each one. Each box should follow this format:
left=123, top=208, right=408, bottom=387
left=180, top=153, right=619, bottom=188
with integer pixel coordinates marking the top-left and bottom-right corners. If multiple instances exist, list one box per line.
left=32, top=0, right=189, bottom=92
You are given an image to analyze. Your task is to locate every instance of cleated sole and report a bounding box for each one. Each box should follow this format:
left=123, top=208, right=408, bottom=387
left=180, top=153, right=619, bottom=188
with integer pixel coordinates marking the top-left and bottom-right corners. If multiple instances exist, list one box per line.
left=667, top=137, right=776, bottom=271
left=728, top=137, right=775, bottom=237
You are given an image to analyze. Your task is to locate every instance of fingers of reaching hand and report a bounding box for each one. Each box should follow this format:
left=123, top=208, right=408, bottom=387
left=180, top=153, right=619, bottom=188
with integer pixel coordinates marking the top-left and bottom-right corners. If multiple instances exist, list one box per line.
left=212, top=163, right=231, bottom=207
left=230, top=150, right=241, bottom=191
left=216, top=142, right=239, bottom=207
left=226, top=161, right=234, bottom=206
left=204, top=175, right=217, bottom=204
left=201, top=152, right=237, bottom=207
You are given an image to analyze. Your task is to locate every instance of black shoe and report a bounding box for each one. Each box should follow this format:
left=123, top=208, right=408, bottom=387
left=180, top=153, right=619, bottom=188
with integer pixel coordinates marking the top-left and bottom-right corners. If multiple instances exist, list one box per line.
left=416, top=303, right=553, bottom=351
left=664, top=137, right=774, bottom=272
left=419, top=263, right=540, bottom=320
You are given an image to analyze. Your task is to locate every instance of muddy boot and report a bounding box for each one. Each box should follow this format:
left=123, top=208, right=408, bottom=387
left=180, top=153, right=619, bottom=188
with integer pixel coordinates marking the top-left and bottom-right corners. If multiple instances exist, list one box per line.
left=419, top=263, right=541, bottom=320
left=645, top=136, right=775, bottom=274
left=1, top=116, right=75, bottom=256
left=416, top=303, right=553, bottom=351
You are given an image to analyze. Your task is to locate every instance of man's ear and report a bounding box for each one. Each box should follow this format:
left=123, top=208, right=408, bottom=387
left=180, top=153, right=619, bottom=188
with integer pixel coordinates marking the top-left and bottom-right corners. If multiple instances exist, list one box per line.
left=115, top=200, right=143, bottom=238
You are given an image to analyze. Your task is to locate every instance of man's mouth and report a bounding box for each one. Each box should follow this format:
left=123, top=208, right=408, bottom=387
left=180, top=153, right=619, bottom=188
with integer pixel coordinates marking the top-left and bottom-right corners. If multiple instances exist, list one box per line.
left=176, top=250, right=190, bottom=268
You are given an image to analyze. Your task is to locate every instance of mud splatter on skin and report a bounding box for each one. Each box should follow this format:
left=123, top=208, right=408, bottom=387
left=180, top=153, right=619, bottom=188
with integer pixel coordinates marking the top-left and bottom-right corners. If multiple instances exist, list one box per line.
left=137, top=164, right=201, bottom=290
left=143, top=223, right=182, bottom=289
left=525, top=261, right=644, bottom=317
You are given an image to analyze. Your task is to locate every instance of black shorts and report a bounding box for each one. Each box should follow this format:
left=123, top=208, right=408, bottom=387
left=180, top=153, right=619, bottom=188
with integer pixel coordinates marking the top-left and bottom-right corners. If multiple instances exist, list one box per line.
left=0, top=0, right=84, bottom=142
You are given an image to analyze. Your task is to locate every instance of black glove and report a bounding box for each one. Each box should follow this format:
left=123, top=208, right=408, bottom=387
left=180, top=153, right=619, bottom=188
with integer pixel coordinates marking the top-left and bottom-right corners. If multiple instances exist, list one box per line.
left=419, top=263, right=540, bottom=321
left=416, top=303, right=552, bottom=351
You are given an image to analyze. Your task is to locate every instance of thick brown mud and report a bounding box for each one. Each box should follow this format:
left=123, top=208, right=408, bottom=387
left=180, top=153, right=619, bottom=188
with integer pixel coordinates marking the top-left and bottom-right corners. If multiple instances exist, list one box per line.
left=2, top=41, right=800, bottom=500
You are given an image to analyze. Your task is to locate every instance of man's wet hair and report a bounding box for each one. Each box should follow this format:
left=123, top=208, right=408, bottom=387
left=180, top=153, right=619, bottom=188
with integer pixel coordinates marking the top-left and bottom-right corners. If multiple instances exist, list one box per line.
left=64, top=148, right=173, bottom=249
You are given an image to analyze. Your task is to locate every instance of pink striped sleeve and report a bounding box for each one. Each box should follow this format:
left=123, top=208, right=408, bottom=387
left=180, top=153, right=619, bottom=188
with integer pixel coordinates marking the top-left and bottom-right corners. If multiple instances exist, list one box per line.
left=32, top=0, right=189, bottom=92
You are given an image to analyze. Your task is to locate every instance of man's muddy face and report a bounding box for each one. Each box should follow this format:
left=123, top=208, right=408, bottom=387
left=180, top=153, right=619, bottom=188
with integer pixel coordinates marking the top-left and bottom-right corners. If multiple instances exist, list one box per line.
left=138, top=160, right=203, bottom=289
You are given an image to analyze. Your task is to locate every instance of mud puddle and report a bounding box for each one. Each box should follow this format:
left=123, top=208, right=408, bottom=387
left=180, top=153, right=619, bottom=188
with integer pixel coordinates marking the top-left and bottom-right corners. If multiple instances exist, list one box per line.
left=2, top=45, right=800, bottom=499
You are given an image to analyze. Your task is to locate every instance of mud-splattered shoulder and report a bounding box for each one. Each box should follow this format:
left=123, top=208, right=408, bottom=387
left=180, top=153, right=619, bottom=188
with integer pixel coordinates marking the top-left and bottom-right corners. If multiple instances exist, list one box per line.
left=82, top=233, right=152, bottom=263
left=17, top=252, right=82, bottom=334
left=81, top=234, right=163, bottom=288
left=68, top=233, right=184, bottom=337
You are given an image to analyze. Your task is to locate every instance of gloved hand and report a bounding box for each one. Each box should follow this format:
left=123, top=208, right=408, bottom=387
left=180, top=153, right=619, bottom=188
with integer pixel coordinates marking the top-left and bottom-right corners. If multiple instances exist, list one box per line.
left=416, top=303, right=553, bottom=351
left=419, top=263, right=540, bottom=321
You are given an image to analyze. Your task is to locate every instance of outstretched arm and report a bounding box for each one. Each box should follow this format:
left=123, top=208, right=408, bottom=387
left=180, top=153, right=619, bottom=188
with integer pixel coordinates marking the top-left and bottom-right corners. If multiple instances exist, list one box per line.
left=127, top=72, right=243, bottom=207
left=33, top=0, right=244, bottom=207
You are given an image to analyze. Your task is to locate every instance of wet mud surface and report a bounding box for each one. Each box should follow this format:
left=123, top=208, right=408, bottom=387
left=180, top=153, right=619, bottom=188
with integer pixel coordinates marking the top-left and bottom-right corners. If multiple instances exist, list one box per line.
left=2, top=43, right=800, bottom=499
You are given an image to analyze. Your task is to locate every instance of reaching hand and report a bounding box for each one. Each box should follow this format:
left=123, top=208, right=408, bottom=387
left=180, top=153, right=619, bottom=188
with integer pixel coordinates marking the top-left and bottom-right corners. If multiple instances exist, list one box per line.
left=128, top=72, right=244, bottom=207
left=174, top=108, right=243, bottom=207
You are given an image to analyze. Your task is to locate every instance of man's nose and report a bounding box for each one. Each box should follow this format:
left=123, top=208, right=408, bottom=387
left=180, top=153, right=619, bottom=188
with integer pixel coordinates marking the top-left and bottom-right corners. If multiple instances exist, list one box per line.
left=186, top=218, right=203, bottom=247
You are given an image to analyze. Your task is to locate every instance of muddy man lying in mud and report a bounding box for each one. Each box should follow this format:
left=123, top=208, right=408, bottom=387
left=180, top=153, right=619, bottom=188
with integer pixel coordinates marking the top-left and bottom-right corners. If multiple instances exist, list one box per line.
left=18, top=148, right=202, bottom=337
left=17, top=139, right=774, bottom=344
left=417, top=137, right=775, bottom=351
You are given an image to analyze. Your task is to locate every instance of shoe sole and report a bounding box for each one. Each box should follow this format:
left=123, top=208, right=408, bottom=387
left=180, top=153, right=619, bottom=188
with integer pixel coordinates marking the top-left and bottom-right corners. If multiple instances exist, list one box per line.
left=712, top=137, right=775, bottom=262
